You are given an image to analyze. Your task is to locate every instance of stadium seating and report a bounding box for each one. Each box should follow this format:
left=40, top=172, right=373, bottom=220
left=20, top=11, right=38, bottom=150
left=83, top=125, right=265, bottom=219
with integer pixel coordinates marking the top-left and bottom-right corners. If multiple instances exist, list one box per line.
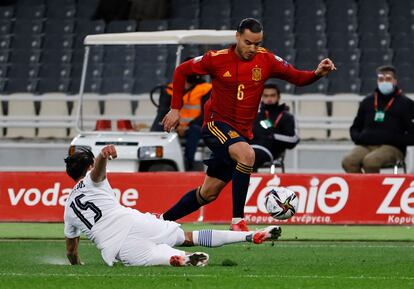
left=5, top=98, right=36, bottom=138
left=0, top=0, right=410, bottom=97
left=330, top=96, right=360, bottom=139
left=104, top=98, right=134, bottom=116
left=296, top=97, right=329, bottom=139
left=0, top=0, right=413, bottom=142
left=37, top=98, right=70, bottom=138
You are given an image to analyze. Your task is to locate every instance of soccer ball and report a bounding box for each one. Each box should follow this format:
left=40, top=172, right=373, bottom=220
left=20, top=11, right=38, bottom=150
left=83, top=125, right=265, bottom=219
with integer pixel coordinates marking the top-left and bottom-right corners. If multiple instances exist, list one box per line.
left=265, top=187, right=298, bottom=220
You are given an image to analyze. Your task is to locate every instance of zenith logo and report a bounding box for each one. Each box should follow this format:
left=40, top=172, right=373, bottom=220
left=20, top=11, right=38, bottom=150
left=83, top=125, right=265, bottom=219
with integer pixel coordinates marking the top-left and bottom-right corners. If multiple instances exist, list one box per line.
left=223, top=71, right=232, bottom=77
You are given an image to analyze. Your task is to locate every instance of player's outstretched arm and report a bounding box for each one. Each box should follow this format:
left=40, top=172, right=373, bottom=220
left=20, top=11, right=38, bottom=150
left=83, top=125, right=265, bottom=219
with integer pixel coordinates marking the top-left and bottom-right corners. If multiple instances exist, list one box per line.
left=162, top=109, right=180, bottom=132
left=66, top=237, right=81, bottom=265
left=314, top=58, right=336, bottom=77
left=90, top=145, right=117, bottom=183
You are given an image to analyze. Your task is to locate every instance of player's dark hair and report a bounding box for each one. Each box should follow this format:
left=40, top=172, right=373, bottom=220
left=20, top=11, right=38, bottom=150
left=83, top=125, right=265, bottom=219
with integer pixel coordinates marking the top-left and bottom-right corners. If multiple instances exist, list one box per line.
left=264, top=83, right=280, bottom=95
left=64, top=147, right=95, bottom=181
left=376, top=65, right=397, bottom=77
left=237, top=18, right=263, bottom=34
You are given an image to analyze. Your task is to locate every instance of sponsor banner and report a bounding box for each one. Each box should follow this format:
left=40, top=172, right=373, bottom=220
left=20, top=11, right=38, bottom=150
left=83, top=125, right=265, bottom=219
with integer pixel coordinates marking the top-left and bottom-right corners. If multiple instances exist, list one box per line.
left=205, top=174, right=414, bottom=225
left=0, top=172, right=413, bottom=225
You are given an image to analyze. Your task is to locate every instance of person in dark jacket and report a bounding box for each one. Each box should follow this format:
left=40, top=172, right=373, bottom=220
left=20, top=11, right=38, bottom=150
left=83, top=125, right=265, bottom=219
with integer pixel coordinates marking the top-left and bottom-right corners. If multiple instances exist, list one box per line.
left=251, top=83, right=300, bottom=171
left=342, top=65, right=414, bottom=173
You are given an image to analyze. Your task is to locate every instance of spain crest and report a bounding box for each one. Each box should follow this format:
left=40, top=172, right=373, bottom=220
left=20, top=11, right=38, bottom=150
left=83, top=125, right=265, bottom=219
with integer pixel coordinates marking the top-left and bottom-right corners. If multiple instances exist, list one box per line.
left=228, top=130, right=239, bottom=138
left=252, top=67, right=261, bottom=81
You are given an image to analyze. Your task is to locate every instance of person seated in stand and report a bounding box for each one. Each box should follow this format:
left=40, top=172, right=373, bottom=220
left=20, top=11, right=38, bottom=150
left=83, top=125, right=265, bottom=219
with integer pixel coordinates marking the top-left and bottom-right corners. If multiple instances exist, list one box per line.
left=64, top=145, right=281, bottom=267
left=151, top=70, right=212, bottom=171
left=251, top=83, right=300, bottom=171
left=342, top=65, right=414, bottom=173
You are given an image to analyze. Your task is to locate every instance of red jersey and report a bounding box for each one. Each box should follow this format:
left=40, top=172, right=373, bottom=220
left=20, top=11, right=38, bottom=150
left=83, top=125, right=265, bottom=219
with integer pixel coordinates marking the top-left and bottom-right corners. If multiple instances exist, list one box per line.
left=171, top=45, right=319, bottom=139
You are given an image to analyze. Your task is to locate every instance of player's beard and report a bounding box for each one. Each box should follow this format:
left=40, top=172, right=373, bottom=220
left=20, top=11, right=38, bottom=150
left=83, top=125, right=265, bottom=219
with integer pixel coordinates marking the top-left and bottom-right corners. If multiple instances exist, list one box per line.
left=244, top=52, right=255, bottom=60
left=236, top=46, right=253, bottom=61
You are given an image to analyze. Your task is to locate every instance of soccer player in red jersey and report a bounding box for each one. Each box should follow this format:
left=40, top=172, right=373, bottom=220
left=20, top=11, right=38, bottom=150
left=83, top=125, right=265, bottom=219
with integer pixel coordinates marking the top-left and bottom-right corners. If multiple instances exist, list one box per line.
left=162, top=18, right=336, bottom=231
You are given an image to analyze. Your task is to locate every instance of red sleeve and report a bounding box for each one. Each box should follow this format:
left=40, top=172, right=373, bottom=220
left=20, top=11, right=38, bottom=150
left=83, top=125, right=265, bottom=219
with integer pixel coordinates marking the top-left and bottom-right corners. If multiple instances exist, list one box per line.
left=171, top=53, right=212, bottom=109
left=269, top=53, right=320, bottom=87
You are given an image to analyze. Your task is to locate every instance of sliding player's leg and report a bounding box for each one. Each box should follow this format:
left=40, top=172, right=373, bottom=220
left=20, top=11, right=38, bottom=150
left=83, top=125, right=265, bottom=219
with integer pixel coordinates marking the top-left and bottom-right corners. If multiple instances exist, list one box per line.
left=178, top=226, right=282, bottom=247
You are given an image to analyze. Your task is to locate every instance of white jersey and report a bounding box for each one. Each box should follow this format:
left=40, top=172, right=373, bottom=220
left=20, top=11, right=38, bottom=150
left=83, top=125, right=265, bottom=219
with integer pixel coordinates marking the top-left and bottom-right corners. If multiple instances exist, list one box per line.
left=64, top=172, right=142, bottom=266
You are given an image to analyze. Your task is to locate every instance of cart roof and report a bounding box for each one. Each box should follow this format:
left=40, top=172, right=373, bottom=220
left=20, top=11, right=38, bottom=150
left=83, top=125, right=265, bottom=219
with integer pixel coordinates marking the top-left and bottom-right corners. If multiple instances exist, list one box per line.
left=84, top=30, right=236, bottom=45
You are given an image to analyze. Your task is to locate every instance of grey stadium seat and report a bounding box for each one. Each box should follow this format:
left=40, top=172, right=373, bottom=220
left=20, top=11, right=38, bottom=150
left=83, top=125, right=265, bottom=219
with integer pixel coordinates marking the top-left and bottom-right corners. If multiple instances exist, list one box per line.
left=12, top=35, right=42, bottom=49
left=46, top=4, right=76, bottom=19
left=295, top=17, right=326, bottom=34
left=200, top=18, right=231, bottom=30
left=72, top=47, right=104, bottom=64
left=38, top=64, right=72, bottom=79
left=231, top=0, right=263, bottom=27
left=200, top=0, right=231, bottom=20
left=13, top=19, right=43, bottom=35
left=103, top=64, right=135, bottom=78
left=41, top=49, right=72, bottom=64
left=5, top=99, right=36, bottom=138
left=37, top=97, right=70, bottom=138
left=0, top=20, right=12, bottom=35
left=44, top=19, right=75, bottom=35
left=69, top=77, right=102, bottom=94
left=168, top=18, right=199, bottom=30
left=360, top=77, right=377, bottom=95
left=101, top=77, right=135, bottom=94
left=138, top=20, right=168, bottom=31
left=15, top=5, right=45, bottom=19
left=358, top=16, right=389, bottom=35
left=37, top=78, right=71, bottom=94
left=0, top=6, right=14, bottom=19
left=328, top=33, right=359, bottom=50
left=104, top=46, right=135, bottom=64
left=8, top=64, right=40, bottom=79
left=329, top=49, right=361, bottom=65
left=10, top=49, right=41, bottom=64
left=295, top=78, right=329, bottom=95
left=106, top=20, right=137, bottom=33
left=169, top=0, right=199, bottom=19
left=0, top=64, right=8, bottom=78
left=4, top=78, right=38, bottom=94
left=295, top=49, right=328, bottom=67
left=360, top=49, right=393, bottom=65
left=0, top=50, right=9, bottom=63
left=328, top=77, right=361, bottom=95
left=295, top=33, right=327, bottom=49
left=43, top=34, right=74, bottom=50
left=76, top=0, right=99, bottom=19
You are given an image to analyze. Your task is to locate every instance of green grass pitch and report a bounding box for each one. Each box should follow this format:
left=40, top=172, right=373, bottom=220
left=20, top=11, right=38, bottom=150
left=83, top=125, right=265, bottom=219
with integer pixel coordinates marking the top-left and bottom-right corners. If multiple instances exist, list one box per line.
left=0, top=223, right=413, bottom=289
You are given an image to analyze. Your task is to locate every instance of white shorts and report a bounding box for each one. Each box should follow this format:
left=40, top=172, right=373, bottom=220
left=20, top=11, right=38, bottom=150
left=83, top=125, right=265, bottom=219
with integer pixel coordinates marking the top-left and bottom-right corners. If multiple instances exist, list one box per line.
left=117, top=212, right=186, bottom=266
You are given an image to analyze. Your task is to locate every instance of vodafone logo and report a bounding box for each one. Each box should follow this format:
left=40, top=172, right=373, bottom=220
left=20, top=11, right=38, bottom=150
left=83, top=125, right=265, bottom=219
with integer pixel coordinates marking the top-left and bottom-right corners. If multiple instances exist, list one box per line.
left=7, top=182, right=139, bottom=207
left=245, top=175, right=349, bottom=215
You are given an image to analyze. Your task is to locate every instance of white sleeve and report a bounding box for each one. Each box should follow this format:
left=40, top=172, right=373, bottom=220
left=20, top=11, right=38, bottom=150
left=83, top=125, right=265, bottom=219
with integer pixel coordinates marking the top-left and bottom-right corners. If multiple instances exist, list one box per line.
left=64, top=213, right=81, bottom=238
left=84, top=172, right=110, bottom=188
left=64, top=223, right=81, bottom=239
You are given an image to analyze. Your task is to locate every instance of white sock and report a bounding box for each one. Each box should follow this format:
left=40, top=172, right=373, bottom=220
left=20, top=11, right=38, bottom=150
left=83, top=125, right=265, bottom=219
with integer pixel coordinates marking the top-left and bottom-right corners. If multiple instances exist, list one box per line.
left=192, top=230, right=252, bottom=247
left=231, top=217, right=243, bottom=224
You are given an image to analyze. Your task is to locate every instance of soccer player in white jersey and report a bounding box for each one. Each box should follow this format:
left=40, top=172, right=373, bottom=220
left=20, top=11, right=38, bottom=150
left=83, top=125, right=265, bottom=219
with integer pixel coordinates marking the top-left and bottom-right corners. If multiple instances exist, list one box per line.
left=64, top=145, right=281, bottom=267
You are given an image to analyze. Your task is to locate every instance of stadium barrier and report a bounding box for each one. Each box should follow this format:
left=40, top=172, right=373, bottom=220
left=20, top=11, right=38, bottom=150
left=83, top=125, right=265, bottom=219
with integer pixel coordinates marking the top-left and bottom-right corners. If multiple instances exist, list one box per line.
left=1, top=172, right=413, bottom=225
left=0, top=93, right=384, bottom=131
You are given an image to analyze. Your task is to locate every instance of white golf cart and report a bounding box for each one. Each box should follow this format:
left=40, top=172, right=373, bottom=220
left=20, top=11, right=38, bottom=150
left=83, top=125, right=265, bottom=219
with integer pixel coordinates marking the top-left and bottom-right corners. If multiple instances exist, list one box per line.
left=69, top=30, right=235, bottom=172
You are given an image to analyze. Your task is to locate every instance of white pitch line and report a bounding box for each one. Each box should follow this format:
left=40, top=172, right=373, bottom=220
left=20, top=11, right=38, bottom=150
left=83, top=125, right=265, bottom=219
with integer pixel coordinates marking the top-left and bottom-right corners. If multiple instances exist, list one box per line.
left=1, top=272, right=413, bottom=281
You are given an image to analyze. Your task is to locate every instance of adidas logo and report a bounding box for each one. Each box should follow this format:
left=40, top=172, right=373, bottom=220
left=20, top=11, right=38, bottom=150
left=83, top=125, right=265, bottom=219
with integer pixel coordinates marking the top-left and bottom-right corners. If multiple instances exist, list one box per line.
left=223, top=71, right=232, bottom=77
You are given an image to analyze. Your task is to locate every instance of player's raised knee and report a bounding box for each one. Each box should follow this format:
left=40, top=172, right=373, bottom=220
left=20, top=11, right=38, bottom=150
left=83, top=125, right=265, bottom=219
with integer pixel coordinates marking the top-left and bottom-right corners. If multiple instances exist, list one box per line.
left=229, top=142, right=255, bottom=166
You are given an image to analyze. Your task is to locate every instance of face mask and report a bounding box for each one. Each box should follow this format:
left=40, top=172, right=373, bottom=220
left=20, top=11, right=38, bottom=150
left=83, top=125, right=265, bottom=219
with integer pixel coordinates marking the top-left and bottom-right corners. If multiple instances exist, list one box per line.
left=378, top=82, right=394, bottom=95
